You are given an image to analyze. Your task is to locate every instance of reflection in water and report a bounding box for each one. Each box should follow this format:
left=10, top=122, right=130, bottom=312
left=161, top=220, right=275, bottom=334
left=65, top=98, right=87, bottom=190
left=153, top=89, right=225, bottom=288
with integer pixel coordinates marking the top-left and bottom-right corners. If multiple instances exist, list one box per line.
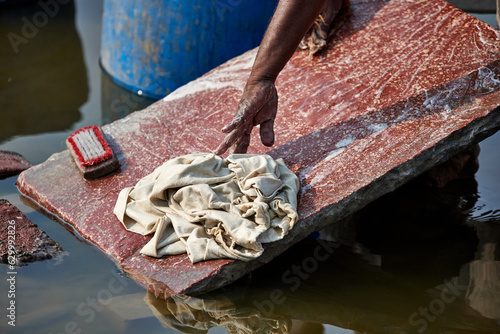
left=355, top=162, right=480, bottom=287
left=100, top=70, right=157, bottom=125
left=463, top=219, right=500, bottom=320
left=144, top=147, right=500, bottom=334
left=0, top=0, right=87, bottom=143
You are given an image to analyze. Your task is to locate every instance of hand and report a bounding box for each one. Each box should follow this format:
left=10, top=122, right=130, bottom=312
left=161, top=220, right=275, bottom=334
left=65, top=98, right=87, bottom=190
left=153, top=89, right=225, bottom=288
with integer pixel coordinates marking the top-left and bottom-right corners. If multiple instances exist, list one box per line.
left=215, top=80, right=278, bottom=155
left=214, top=0, right=328, bottom=155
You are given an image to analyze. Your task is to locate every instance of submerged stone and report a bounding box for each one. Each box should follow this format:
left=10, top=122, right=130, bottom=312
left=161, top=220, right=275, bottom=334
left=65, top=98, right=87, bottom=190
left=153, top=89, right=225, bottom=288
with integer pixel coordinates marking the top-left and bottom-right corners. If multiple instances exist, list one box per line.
left=0, top=150, right=31, bottom=179
left=17, top=0, right=500, bottom=295
left=0, top=199, right=63, bottom=265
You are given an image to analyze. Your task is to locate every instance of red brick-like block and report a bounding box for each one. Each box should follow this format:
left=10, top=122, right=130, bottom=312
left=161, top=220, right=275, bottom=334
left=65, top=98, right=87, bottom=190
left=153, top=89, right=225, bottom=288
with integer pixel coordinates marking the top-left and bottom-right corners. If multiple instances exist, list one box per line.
left=17, top=0, right=500, bottom=295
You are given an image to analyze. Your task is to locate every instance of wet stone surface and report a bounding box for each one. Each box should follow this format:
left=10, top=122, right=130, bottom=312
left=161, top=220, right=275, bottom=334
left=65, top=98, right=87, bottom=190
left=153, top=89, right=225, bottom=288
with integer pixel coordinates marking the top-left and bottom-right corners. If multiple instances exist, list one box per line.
left=0, top=150, right=31, bottom=179
left=0, top=199, right=64, bottom=266
left=17, top=0, right=500, bottom=295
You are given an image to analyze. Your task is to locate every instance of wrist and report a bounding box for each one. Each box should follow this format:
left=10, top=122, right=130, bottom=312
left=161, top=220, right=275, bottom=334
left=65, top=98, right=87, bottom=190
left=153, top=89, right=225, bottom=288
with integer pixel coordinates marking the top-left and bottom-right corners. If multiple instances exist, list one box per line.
left=247, top=74, right=277, bottom=85
left=246, top=76, right=276, bottom=88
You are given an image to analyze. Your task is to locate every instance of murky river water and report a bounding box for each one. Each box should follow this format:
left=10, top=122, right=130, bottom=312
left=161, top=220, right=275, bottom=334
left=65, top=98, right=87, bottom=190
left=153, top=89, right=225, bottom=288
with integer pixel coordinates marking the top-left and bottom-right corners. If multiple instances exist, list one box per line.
left=1, top=1, right=499, bottom=333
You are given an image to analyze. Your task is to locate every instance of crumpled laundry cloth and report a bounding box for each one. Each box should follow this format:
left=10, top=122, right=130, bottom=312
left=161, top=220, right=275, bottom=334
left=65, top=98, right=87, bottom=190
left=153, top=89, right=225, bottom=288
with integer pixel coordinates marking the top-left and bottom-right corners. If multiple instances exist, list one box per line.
left=113, top=153, right=299, bottom=263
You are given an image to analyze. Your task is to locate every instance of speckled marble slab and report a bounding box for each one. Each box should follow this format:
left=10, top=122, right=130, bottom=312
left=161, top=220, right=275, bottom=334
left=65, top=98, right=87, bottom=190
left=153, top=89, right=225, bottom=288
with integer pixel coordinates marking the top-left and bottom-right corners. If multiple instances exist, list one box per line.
left=17, top=0, right=500, bottom=296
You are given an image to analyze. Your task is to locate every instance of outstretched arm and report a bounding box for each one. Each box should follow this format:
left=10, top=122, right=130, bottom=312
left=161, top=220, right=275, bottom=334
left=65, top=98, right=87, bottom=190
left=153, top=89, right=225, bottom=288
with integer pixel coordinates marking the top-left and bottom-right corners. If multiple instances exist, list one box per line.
left=215, top=0, right=327, bottom=155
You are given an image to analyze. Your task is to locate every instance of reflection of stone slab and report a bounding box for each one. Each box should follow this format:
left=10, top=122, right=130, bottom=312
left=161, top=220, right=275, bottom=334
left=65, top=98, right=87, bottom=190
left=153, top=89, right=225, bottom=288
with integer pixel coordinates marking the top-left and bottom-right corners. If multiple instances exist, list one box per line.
left=0, top=199, right=63, bottom=265
left=144, top=238, right=500, bottom=334
left=0, top=151, right=31, bottom=179
left=105, top=293, right=154, bottom=320
left=17, top=0, right=500, bottom=295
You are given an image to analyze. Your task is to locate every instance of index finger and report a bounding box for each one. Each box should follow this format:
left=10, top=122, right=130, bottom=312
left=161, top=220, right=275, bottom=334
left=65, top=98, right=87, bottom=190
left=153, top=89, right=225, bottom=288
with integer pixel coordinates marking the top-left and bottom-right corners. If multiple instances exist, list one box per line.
left=221, top=116, right=243, bottom=133
left=214, top=130, right=239, bottom=155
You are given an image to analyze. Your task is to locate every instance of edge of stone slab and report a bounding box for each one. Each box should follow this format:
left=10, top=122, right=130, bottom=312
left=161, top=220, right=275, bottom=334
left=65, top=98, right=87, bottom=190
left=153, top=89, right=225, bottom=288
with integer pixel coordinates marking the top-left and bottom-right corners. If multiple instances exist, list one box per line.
left=17, top=191, right=104, bottom=249
left=17, top=151, right=71, bottom=219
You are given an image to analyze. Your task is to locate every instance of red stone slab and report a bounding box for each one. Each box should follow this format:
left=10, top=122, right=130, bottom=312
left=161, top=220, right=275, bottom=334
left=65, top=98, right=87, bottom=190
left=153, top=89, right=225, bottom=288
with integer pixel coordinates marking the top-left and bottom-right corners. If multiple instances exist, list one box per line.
left=17, top=0, right=500, bottom=295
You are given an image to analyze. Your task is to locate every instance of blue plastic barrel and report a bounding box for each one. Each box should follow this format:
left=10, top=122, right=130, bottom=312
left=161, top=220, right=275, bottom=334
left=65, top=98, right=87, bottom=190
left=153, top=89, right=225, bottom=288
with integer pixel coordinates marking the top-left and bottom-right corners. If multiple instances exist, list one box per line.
left=100, top=0, right=278, bottom=99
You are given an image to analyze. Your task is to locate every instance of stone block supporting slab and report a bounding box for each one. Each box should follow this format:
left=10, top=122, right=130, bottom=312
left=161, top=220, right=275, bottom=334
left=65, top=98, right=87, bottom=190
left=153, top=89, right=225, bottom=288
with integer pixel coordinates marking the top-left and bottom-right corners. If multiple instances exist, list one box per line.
left=17, top=0, right=500, bottom=295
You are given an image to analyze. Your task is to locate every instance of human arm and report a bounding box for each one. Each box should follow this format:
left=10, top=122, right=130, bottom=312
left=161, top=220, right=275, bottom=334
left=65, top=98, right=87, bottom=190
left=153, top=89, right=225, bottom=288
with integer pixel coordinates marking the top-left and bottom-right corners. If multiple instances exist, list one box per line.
left=214, top=0, right=327, bottom=155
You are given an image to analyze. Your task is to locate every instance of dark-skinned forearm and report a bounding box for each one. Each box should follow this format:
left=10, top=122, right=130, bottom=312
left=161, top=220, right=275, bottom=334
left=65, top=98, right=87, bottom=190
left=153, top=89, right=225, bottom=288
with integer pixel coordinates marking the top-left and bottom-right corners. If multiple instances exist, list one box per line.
left=248, top=0, right=327, bottom=84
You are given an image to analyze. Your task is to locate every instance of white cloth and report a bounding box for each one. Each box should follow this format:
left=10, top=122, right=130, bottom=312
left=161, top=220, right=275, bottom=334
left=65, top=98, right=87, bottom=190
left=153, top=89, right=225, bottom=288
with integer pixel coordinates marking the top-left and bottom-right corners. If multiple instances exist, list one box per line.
left=113, top=153, right=299, bottom=263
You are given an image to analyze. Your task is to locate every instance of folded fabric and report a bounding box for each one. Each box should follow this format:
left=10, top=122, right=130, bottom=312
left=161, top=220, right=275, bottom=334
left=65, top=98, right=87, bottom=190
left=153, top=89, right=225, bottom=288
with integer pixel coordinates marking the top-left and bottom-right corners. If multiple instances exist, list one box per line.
left=113, top=153, right=299, bottom=263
